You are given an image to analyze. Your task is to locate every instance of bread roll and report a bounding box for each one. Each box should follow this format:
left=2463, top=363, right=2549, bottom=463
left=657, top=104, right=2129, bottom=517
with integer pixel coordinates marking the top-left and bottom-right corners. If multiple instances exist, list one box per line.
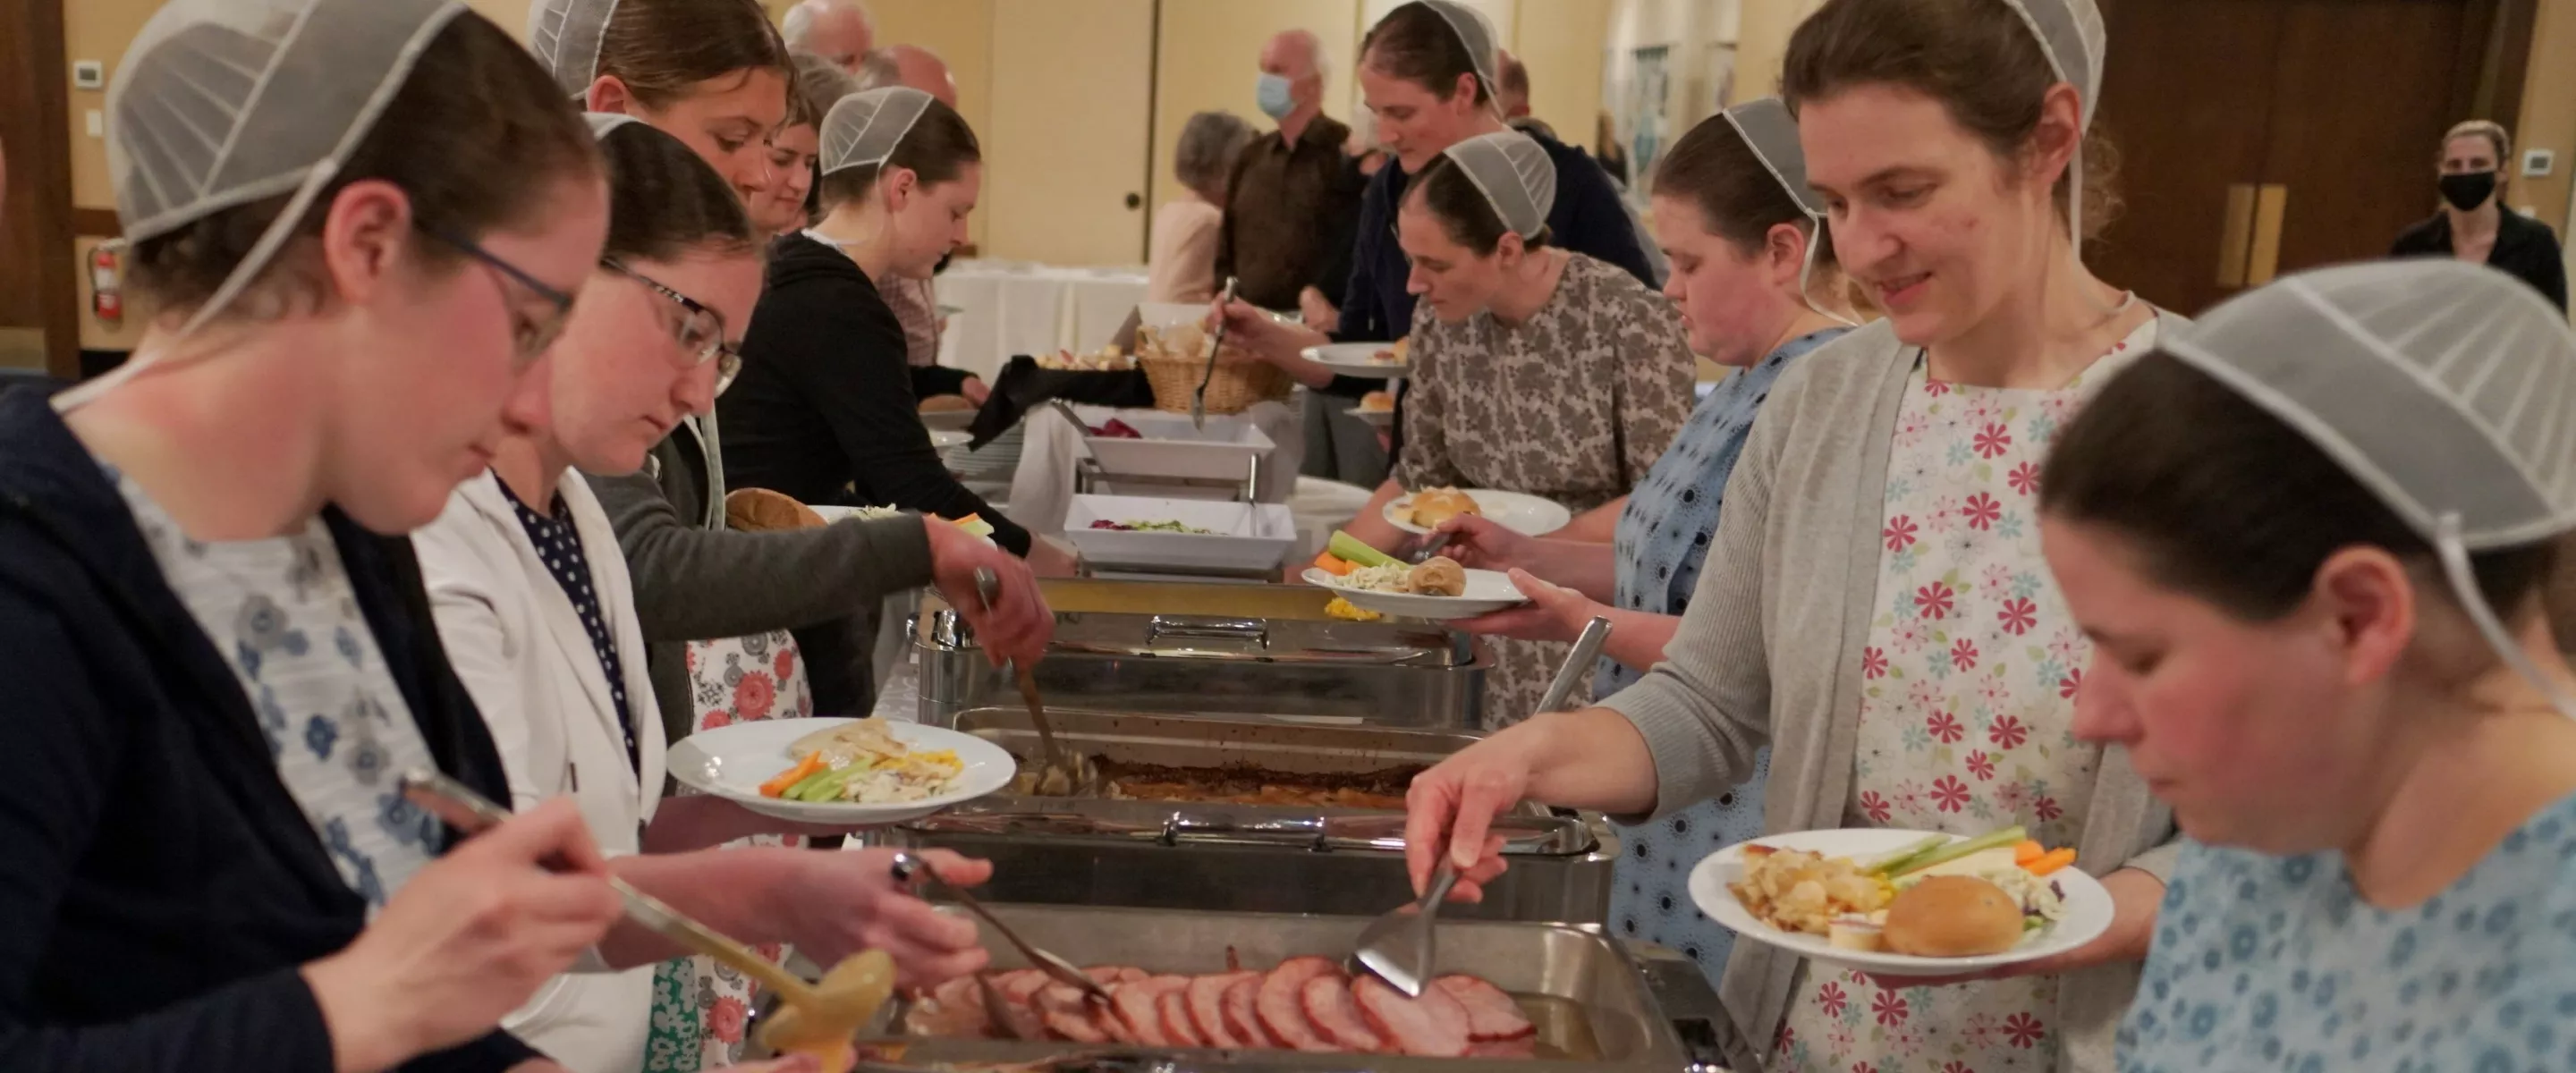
left=919, top=394, right=975, bottom=413
left=1360, top=391, right=1396, bottom=413
left=1404, top=488, right=1482, bottom=528
left=1881, top=876, right=2023, bottom=957
left=725, top=488, right=826, bottom=533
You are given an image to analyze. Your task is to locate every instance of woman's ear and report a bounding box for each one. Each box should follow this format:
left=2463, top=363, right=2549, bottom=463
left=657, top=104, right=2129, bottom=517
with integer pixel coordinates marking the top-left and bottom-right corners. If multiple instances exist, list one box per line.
left=2309, top=546, right=2419, bottom=689
left=318, top=178, right=417, bottom=308
left=1765, top=222, right=1809, bottom=289
left=2028, top=82, right=2085, bottom=195
left=585, top=75, right=634, bottom=115
left=1495, top=231, right=1528, bottom=269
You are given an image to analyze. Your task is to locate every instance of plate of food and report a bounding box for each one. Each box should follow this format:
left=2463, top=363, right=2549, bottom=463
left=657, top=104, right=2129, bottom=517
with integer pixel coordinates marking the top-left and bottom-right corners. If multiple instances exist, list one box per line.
left=919, top=393, right=977, bottom=430
left=1689, top=827, right=2111, bottom=974
left=1301, top=340, right=1409, bottom=379
left=1346, top=390, right=1398, bottom=428
left=1303, top=532, right=1526, bottom=621
left=1384, top=487, right=1571, bottom=536
left=665, top=717, right=1018, bottom=824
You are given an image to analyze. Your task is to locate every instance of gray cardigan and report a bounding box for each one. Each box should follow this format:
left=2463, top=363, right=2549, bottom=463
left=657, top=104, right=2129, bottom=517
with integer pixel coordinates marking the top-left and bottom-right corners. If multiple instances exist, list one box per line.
left=1601, top=315, right=2189, bottom=1073
left=587, top=422, right=935, bottom=744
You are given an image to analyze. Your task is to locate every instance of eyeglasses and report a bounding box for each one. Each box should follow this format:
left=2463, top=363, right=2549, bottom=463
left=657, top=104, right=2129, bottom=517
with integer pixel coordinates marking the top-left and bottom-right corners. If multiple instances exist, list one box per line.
left=601, top=258, right=744, bottom=395
left=418, top=224, right=575, bottom=366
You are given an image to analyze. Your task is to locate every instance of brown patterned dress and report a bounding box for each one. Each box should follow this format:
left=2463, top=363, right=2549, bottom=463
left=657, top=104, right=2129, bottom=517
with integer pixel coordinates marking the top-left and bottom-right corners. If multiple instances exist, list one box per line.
left=1394, top=252, right=1694, bottom=724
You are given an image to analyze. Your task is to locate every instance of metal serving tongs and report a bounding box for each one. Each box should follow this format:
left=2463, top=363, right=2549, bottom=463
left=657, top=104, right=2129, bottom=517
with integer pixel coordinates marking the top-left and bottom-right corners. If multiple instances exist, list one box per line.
left=972, top=567, right=1099, bottom=796
left=891, top=850, right=1114, bottom=1004
left=1349, top=616, right=1612, bottom=997
left=1190, top=276, right=1240, bottom=430
left=396, top=772, right=897, bottom=1052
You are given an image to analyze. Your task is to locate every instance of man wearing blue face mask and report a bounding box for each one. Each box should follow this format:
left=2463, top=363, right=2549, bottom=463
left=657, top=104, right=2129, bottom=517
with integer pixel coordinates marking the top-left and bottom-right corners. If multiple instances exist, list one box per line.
left=1216, top=29, right=1364, bottom=316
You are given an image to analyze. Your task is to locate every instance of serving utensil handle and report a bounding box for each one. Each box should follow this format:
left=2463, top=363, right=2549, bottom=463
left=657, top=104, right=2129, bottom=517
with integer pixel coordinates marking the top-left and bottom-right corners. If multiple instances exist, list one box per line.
left=1536, top=616, right=1613, bottom=715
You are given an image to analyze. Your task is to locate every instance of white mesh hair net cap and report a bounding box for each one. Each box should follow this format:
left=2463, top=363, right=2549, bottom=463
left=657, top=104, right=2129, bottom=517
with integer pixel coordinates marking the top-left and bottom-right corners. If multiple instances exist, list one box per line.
left=2000, top=0, right=2108, bottom=282
left=820, top=86, right=934, bottom=175
left=1441, top=131, right=1554, bottom=240
left=528, top=0, right=618, bottom=99
left=2165, top=259, right=2576, bottom=715
left=1418, top=1, right=1501, bottom=101
left=1720, top=97, right=1852, bottom=325
left=70, top=0, right=469, bottom=410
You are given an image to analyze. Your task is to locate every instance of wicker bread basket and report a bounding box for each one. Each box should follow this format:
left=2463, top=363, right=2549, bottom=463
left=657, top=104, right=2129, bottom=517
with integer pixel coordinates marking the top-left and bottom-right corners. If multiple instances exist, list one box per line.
left=1134, top=323, right=1292, bottom=415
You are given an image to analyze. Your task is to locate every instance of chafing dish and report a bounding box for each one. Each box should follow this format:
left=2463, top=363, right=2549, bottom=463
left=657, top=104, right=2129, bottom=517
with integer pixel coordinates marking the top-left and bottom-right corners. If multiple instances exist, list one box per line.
left=913, top=579, right=1489, bottom=729
left=843, top=905, right=1724, bottom=1071
left=864, top=709, right=1616, bottom=924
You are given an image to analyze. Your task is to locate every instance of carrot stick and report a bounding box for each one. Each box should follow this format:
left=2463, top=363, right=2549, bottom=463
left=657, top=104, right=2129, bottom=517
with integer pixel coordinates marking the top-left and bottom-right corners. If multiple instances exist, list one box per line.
left=760, top=752, right=825, bottom=798
left=2014, top=840, right=2046, bottom=866
left=2027, top=848, right=2078, bottom=876
left=1313, top=552, right=1355, bottom=577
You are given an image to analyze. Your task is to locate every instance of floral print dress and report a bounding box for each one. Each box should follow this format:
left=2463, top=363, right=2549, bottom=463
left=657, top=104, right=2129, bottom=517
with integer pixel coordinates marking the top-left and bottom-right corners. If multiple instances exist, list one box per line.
left=1775, top=319, right=2156, bottom=1073
left=641, top=635, right=813, bottom=1070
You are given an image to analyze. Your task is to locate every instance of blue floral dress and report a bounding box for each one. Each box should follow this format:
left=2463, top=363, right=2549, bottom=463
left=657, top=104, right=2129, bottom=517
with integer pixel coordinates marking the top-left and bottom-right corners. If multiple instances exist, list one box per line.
left=1605, top=328, right=1846, bottom=981
left=2119, top=792, right=2576, bottom=1073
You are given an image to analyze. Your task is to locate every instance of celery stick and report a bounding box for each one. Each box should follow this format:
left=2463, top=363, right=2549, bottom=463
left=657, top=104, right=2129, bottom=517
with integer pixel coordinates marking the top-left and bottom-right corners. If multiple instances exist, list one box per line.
left=1891, top=826, right=2029, bottom=877
left=1861, top=834, right=1951, bottom=875
left=782, top=765, right=839, bottom=801
left=1328, top=531, right=1400, bottom=570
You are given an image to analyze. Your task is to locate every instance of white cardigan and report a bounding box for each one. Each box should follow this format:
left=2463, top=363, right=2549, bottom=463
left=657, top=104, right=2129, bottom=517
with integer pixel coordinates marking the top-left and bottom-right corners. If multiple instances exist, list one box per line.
left=414, top=469, right=668, bottom=1073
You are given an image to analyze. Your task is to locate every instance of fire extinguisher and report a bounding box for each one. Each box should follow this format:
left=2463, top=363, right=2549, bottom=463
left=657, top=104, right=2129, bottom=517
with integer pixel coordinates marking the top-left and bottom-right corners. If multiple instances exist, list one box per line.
left=91, top=244, right=123, bottom=325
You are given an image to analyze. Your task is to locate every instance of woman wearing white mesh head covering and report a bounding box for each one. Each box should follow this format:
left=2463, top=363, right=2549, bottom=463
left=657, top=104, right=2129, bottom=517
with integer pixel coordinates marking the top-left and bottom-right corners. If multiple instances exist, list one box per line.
left=528, top=0, right=792, bottom=208
left=1318, top=129, right=1696, bottom=721
left=0, top=4, right=639, bottom=1071
left=1401, top=3, right=2179, bottom=1071
left=722, top=89, right=1080, bottom=576
left=1424, top=98, right=1857, bottom=992
left=2037, top=261, right=2576, bottom=1072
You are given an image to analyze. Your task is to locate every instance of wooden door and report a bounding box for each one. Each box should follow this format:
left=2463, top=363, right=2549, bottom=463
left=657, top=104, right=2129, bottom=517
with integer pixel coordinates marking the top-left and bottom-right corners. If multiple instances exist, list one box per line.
left=982, top=0, right=1157, bottom=266
left=2089, top=0, right=2496, bottom=316
left=0, top=0, right=78, bottom=376
left=2089, top=0, right=2286, bottom=315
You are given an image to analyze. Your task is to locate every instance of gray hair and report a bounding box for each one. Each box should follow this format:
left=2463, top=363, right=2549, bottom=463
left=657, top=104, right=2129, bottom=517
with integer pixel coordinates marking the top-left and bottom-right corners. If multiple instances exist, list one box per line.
left=851, top=46, right=902, bottom=92
left=1174, top=111, right=1257, bottom=199
left=782, top=0, right=870, bottom=51
left=1275, top=28, right=1330, bottom=81
left=789, top=51, right=859, bottom=129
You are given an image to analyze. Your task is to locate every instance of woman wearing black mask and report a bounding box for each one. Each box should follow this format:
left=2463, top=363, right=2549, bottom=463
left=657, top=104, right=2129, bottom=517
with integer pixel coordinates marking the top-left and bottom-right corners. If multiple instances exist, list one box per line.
left=2391, top=119, right=2567, bottom=311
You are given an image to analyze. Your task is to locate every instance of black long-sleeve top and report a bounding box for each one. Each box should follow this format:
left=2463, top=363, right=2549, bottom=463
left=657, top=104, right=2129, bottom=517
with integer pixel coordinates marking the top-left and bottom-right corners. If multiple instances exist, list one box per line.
left=721, top=233, right=1032, bottom=556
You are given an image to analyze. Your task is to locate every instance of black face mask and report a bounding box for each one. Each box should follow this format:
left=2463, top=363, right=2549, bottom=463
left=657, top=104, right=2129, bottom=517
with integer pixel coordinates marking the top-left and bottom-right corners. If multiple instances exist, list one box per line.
left=2440, top=171, right=2498, bottom=212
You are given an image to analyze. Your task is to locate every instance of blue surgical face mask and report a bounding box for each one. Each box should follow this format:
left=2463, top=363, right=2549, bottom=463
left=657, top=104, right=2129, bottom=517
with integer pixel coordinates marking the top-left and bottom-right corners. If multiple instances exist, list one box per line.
left=1257, top=73, right=1296, bottom=121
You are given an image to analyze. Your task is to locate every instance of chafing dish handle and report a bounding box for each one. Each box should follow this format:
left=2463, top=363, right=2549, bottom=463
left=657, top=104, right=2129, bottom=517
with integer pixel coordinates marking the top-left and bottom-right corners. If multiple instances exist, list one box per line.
left=1143, top=615, right=1270, bottom=648
left=1631, top=943, right=1737, bottom=1072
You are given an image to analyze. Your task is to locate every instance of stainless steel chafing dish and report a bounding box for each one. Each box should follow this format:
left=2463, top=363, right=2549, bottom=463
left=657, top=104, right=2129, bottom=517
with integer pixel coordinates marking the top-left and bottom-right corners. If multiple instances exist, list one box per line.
left=804, top=904, right=1731, bottom=1072
left=913, top=579, right=1489, bottom=729
left=864, top=708, right=1616, bottom=924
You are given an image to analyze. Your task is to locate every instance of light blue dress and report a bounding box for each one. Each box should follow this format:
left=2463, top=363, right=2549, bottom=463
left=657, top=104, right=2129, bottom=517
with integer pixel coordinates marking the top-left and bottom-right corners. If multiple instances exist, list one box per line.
left=1602, top=328, right=1846, bottom=977
left=2119, top=790, right=2576, bottom=1073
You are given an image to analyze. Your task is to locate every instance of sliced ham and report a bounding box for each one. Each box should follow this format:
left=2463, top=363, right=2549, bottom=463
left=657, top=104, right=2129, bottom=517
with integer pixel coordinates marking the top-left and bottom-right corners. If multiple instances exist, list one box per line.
left=1353, top=975, right=1470, bottom=1057
left=1301, top=975, right=1385, bottom=1053
left=1157, top=988, right=1205, bottom=1047
left=1256, top=957, right=1343, bottom=1052
left=1188, top=971, right=1254, bottom=1048
left=1436, top=974, right=1537, bottom=1040
left=1114, top=975, right=1191, bottom=1046
left=1035, top=984, right=1112, bottom=1043
left=995, top=969, right=1052, bottom=1003
left=1222, top=972, right=1275, bottom=1048
left=903, top=977, right=989, bottom=1038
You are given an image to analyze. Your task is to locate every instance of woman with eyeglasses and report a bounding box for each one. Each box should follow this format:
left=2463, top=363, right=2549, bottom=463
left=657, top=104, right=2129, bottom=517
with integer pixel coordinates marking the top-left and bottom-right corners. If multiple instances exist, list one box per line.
left=412, top=117, right=989, bottom=1073
left=0, top=4, right=643, bottom=1070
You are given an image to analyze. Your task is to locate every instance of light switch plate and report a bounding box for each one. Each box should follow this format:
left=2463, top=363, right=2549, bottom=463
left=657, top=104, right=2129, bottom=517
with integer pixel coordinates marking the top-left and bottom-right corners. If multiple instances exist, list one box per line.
left=86, top=109, right=104, bottom=139
left=2524, top=148, right=2556, bottom=179
left=72, top=61, right=105, bottom=90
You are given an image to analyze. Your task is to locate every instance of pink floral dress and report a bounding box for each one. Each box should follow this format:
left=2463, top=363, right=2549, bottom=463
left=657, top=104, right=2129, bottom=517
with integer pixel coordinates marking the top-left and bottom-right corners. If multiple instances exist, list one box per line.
left=1773, top=320, right=2156, bottom=1073
left=642, top=633, right=814, bottom=1071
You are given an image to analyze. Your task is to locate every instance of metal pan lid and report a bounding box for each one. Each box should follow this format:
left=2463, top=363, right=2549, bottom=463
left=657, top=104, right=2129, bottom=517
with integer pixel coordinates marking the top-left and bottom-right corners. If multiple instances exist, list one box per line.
left=899, top=802, right=1597, bottom=857
left=922, top=607, right=1475, bottom=668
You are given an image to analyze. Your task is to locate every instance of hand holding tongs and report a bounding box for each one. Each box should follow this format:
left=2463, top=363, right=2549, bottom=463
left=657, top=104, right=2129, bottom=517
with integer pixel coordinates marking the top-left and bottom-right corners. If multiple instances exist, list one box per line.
left=891, top=851, right=1112, bottom=1003
left=1191, top=276, right=1240, bottom=430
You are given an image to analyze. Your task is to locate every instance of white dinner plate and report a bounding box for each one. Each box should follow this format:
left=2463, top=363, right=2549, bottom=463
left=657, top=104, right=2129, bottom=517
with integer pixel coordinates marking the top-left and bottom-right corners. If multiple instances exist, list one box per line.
left=1301, top=342, right=1409, bottom=379
left=666, top=717, right=1018, bottom=824
left=1300, top=566, right=1527, bottom=621
left=1688, top=828, right=2114, bottom=975
left=920, top=408, right=975, bottom=432
left=1345, top=405, right=1396, bottom=429
left=928, top=428, right=972, bottom=450
left=1383, top=489, right=1572, bottom=536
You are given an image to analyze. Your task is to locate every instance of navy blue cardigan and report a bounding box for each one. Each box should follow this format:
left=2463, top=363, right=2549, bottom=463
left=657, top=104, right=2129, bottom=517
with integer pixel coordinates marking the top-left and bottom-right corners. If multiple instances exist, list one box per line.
left=0, top=388, right=539, bottom=1073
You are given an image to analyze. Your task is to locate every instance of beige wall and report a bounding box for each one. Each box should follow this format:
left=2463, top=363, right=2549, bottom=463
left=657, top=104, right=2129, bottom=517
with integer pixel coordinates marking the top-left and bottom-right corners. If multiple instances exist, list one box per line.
left=63, top=0, right=157, bottom=213
left=1514, top=0, right=1614, bottom=143
left=2518, top=0, right=2576, bottom=236
left=842, top=0, right=999, bottom=249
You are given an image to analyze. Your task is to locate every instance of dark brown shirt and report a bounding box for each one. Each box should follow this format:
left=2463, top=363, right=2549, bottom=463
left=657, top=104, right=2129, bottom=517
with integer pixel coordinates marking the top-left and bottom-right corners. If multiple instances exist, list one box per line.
left=1216, top=114, right=1359, bottom=312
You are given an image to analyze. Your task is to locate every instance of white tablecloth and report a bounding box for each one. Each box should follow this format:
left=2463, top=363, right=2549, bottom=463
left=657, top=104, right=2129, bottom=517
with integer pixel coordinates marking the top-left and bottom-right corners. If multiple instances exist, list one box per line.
left=936, top=260, right=1151, bottom=382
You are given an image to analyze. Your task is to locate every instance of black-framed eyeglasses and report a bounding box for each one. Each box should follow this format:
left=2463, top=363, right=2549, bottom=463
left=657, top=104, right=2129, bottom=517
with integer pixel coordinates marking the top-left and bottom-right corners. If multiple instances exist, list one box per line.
left=418, top=224, right=576, bottom=366
left=601, top=258, right=744, bottom=396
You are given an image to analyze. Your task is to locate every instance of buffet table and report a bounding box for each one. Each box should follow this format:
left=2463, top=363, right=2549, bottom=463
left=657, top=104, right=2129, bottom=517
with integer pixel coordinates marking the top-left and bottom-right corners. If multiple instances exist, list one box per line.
left=936, top=259, right=1152, bottom=381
